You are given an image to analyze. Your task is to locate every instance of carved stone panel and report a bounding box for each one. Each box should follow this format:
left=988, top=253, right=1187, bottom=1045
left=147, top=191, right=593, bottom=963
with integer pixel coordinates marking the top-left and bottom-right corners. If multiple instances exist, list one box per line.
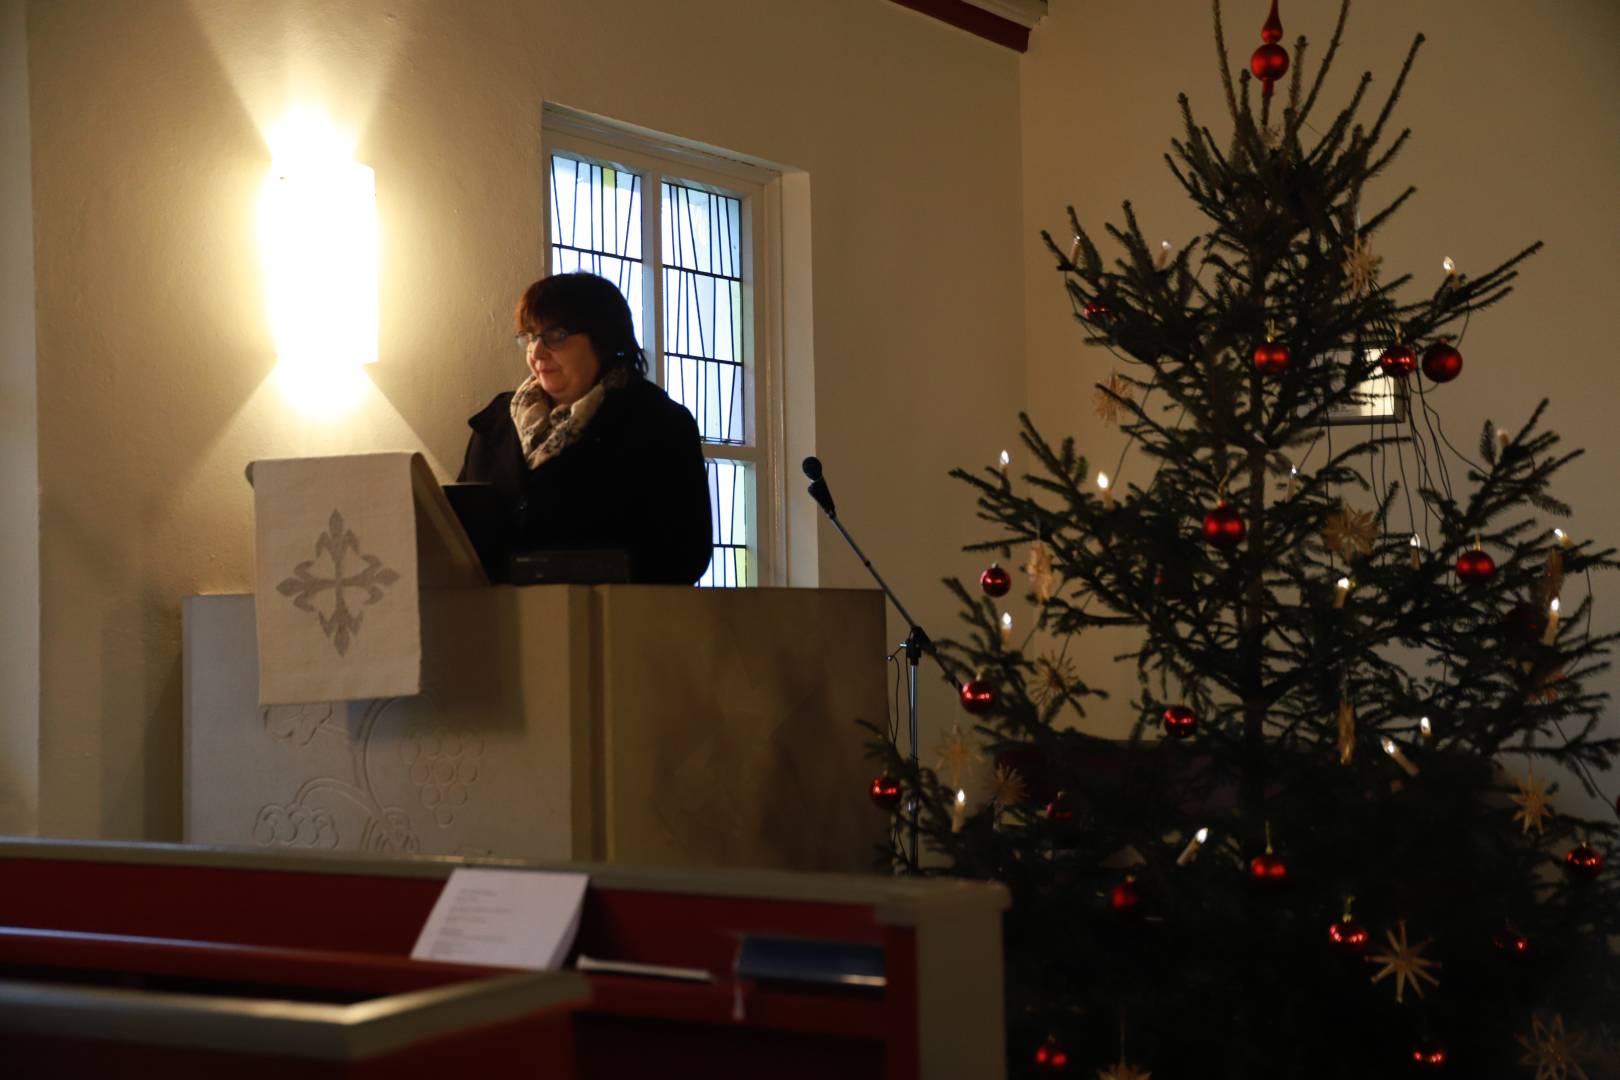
left=185, top=588, right=583, bottom=860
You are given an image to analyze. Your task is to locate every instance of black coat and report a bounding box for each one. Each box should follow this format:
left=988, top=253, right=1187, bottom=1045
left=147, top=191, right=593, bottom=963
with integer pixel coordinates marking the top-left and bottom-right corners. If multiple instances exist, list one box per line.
left=457, top=377, right=713, bottom=585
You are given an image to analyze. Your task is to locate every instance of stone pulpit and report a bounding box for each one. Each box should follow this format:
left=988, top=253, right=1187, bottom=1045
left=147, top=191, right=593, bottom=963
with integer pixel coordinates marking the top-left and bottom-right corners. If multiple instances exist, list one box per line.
left=182, top=455, right=889, bottom=872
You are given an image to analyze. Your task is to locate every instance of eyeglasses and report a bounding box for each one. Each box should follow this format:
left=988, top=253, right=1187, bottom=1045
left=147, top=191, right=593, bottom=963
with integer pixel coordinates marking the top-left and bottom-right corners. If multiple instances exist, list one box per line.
left=514, top=327, right=576, bottom=352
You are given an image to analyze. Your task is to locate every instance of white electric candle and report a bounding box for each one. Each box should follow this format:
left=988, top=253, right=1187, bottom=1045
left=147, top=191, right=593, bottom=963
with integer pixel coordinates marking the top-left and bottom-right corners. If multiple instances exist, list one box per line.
left=1442, top=256, right=1456, bottom=276
left=1382, top=736, right=1420, bottom=777
left=1067, top=233, right=1082, bottom=266
left=1410, top=534, right=1423, bottom=569
left=1419, top=716, right=1433, bottom=741
left=1554, top=528, right=1572, bottom=549
left=1176, top=826, right=1210, bottom=867
left=1287, top=465, right=1299, bottom=499
left=1334, top=576, right=1352, bottom=609
left=1000, top=611, right=1014, bottom=647
left=951, top=788, right=968, bottom=833
left=1098, top=471, right=1114, bottom=509
left=1156, top=240, right=1172, bottom=270
left=1542, top=598, right=1561, bottom=646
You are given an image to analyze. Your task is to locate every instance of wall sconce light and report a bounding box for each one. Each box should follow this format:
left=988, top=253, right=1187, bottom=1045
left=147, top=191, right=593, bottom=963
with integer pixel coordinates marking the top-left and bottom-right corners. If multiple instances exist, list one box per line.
left=259, top=109, right=378, bottom=374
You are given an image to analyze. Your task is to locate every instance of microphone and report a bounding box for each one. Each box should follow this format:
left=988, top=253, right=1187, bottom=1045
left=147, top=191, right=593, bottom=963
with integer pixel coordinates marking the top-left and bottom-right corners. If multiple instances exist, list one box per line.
left=802, top=456, right=836, bottom=518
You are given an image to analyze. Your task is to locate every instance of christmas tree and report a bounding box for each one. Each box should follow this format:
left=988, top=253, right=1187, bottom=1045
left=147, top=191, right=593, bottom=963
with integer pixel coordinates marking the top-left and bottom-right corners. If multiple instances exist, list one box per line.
left=868, top=1, right=1620, bottom=1075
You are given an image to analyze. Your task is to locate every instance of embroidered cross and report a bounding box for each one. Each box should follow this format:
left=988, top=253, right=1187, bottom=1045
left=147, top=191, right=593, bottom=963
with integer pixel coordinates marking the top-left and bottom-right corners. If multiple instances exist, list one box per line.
left=276, top=509, right=401, bottom=656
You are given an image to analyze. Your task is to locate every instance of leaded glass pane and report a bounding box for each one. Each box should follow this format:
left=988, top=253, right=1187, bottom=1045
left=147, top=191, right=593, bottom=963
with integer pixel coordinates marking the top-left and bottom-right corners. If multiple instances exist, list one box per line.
left=700, top=458, right=752, bottom=588
left=662, top=180, right=745, bottom=445
left=549, top=154, right=645, bottom=346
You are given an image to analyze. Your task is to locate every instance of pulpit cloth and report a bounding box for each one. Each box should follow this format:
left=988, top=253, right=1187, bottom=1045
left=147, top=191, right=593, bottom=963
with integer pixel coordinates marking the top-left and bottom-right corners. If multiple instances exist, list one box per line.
left=251, top=453, right=422, bottom=705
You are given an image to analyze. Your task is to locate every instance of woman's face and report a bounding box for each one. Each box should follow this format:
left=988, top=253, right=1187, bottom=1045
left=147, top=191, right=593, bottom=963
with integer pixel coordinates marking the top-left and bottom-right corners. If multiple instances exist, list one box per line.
left=526, top=326, right=602, bottom=407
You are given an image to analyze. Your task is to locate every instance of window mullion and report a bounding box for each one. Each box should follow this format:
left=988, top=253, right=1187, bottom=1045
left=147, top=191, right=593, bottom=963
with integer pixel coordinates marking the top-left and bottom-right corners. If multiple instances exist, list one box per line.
left=645, top=170, right=665, bottom=388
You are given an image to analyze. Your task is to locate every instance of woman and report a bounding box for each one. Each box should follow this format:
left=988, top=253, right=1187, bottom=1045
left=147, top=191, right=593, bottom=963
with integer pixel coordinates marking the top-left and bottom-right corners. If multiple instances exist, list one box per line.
left=458, top=272, right=713, bottom=585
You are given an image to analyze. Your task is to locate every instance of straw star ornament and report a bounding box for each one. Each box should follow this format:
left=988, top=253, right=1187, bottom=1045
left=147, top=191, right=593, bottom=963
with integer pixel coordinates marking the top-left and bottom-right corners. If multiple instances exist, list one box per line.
left=1023, top=541, right=1058, bottom=603
left=1093, top=371, right=1134, bottom=427
left=933, top=723, right=981, bottom=790
left=1096, top=1061, right=1151, bottom=1080
left=1516, top=1014, right=1591, bottom=1080
left=1367, top=920, right=1440, bottom=1003
left=1511, top=769, right=1554, bottom=835
left=1031, top=653, right=1077, bottom=707
left=989, top=765, right=1028, bottom=810
left=1342, top=233, right=1382, bottom=296
left=1323, top=503, right=1377, bottom=560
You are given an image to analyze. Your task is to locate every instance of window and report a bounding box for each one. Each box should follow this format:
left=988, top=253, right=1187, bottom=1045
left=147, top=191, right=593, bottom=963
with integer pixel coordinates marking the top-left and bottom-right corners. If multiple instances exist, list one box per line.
left=543, top=112, right=781, bottom=587
left=1327, top=349, right=1400, bottom=426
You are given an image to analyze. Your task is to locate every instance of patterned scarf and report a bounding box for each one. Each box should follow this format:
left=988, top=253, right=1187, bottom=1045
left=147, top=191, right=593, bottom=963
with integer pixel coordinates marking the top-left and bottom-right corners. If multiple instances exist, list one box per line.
left=509, top=365, right=631, bottom=469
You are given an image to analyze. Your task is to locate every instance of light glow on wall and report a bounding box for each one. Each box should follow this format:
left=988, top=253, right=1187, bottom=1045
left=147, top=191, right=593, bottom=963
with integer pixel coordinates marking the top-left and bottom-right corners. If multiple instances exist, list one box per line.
left=258, top=108, right=378, bottom=413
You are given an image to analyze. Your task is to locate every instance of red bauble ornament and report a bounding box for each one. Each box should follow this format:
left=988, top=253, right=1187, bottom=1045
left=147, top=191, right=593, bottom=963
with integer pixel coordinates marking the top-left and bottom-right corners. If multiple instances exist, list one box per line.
left=1045, top=790, right=1074, bottom=821
left=868, top=773, right=901, bottom=812
left=1565, top=842, right=1604, bottom=880
left=1410, top=1041, right=1448, bottom=1069
left=1249, top=0, right=1288, bottom=95
left=1249, top=832, right=1289, bottom=886
left=1108, top=875, right=1142, bottom=913
left=979, top=562, right=1012, bottom=598
left=1034, top=1034, right=1070, bottom=1073
left=1421, top=340, right=1464, bottom=383
left=1250, top=43, right=1289, bottom=86
left=960, top=679, right=996, bottom=715
left=1249, top=851, right=1289, bottom=885
left=1162, top=705, right=1198, bottom=738
left=1328, top=915, right=1369, bottom=955
left=1253, top=340, right=1291, bottom=375
left=1203, top=501, right=1246, bottom=549
left=1455, top=548, right=1497, bottom=585
left=1378, top=344, right=1417, bottom=378
left=1083, top=299, right=1109, bottom=324
left=1492, top=924, right=1530, bottom=958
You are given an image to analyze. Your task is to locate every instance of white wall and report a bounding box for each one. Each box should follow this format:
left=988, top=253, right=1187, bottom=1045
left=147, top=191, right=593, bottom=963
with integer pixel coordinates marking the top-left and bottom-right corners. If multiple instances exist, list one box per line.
left=26, top=0, right=1025, bottom=837
left=1021, top=1, right=1620, bottom=816
left=0, top=0, right=39, bottom=836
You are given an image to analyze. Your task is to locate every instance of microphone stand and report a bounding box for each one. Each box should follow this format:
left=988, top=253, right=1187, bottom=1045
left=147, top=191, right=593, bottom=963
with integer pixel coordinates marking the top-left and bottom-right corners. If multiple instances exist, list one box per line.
left=804, top=462, right=951, bottom=870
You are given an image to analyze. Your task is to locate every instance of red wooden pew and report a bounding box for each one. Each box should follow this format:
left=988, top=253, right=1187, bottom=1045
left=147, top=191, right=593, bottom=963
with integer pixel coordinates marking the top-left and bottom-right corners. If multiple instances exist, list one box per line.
left=0, top=840, right=1008, bottom=1079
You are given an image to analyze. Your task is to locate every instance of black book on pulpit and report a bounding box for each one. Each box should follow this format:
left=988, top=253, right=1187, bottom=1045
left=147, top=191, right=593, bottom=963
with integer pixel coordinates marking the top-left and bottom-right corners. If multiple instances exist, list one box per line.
left=444, top=482, right=630, bottom=585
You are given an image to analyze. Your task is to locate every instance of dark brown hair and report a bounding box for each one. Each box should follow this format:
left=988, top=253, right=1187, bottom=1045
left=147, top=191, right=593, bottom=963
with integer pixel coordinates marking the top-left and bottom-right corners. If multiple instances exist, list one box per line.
left=513, top=272, right=648, bottom=378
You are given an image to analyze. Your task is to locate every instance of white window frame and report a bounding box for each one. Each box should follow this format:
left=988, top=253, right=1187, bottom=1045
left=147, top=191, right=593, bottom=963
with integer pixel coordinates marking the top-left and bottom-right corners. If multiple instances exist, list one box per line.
left=541, top=107, right=787, bottom=587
